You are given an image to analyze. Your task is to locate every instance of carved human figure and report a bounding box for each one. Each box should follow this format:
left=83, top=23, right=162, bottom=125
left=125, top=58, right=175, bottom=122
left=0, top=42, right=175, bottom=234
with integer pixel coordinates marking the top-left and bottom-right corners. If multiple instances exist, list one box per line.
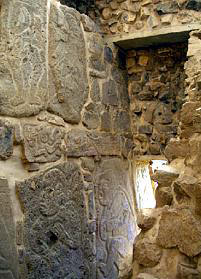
left=96, top=169, right=135, bottom=278
left=0, top=0, right=48, bottom=116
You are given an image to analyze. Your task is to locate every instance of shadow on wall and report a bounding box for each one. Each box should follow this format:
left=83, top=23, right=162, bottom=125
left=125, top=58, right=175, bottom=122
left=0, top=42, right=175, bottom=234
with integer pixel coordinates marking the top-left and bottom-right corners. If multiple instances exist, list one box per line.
left=59, top=0, right=95, bottom=14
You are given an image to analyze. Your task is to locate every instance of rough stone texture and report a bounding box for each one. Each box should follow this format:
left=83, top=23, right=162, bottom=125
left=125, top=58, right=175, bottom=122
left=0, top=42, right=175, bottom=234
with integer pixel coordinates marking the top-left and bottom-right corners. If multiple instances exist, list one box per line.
left=94, top=0, right=201, bottom=35
left=164, top=138, right=189, bottom=162
left=137, top=209, right=157, bottom=231
left=65, top=129, right=121, bottom=157
left=22, top=123, right=64, bottom=163
left=48, top=2, right=88, bottom=124
left=0, top=0, right=48, bottom=117
left=95, top=158, right=137, bottom=279
left=128, top=44, right=187, bottom=156
left=0, top=120, right=14, bottom=160
left=0, top=177, right=18, bottom=279
left=135, top=238, right=162, bottom=267
left=16, top=162, right=94, bottom=279
left=157, top=207, right=201, bottom=257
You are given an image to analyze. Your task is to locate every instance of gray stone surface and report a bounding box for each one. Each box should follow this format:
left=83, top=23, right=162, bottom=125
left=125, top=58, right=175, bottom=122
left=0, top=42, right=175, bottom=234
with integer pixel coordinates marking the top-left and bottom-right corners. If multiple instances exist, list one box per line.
left=48, top=3, right=88, bottom=124
left=94, top=158, right=136, bottom=279
left=23, top=123, right=64, bottom=163
left=65, top=129, right=121, bottom=157
left=0, top=120, right=14, bottom=160
left=16, top=162, right=94, bottom=279
left=0, top=0, right=48, bottom=117
left=0, top=177, right=18, bottom=279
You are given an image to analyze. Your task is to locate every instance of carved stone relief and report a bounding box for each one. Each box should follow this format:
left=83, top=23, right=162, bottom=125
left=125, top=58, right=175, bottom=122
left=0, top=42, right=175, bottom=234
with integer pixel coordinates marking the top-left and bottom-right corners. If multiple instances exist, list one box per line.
left=94, top=158, right=136, bottom=279
left=65, top=129, right=121, bottom=157
left=48, top=2, right=88, bottom=124
left=16, top=162, right=94, bottom=279
left=0, top=177, right=18, bottom=279
left=0, top=0, right=48, bottom=117
left=22, top=122, right=64, bottom=163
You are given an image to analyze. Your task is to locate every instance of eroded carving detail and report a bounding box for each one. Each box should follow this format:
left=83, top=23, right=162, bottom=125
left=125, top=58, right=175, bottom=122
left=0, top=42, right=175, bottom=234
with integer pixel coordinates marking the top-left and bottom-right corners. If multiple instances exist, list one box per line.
left=0, top=177, right=18, bottom=279
left=48, top=3, right=88, bottom=123
left=95, top=159, right=136, bottom=279
left=16, top=162, right=93, bottom=279
left=23, top=123, right=64, bottom=163
left=0, top=0, right=48, bottom=117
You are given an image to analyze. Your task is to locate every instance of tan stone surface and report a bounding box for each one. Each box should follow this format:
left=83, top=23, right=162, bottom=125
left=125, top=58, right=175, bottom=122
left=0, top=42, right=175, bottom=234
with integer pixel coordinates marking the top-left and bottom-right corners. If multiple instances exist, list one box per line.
left=135, top=238, right=162, bottom=267
left=157, top=207, right=201, bottom=257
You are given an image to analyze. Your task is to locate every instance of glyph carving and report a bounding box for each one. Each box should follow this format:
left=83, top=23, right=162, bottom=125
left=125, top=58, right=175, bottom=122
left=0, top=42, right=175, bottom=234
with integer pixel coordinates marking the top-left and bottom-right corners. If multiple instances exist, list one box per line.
left=48, top=2, right=88, bottom=123
left=16, top=162, right=93, bottom=278
left=23, top=123, right=64, bottom=163
left=0, top=0, right=48, bottom=117
left=95, top=159, right=136, bottom=279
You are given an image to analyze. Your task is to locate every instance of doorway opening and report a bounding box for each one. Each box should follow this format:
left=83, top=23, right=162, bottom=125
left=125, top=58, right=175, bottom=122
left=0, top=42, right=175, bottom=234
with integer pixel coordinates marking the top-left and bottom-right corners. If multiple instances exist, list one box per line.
left=134, top=159, right=167, bottom=209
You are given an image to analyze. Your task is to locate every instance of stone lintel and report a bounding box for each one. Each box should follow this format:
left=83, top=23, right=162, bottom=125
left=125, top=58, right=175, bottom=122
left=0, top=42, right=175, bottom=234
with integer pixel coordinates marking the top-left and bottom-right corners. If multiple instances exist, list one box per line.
left=104, top=24, right=201, bottom=50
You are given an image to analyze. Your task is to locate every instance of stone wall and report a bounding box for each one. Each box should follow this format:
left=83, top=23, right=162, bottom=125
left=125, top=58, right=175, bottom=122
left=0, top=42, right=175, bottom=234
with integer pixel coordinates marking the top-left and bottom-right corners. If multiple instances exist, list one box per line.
left=128, top=43, right=187, bottom=156
left=94, top=0, right=201, bottom=35
left=132, top=30, right=201, bottom=279
left=0, top=0, right=137, bottom=278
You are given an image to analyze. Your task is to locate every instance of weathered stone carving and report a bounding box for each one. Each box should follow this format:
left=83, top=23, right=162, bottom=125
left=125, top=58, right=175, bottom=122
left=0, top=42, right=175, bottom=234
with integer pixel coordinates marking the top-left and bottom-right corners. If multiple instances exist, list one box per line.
left=0, top=0, right=48, bottom=117
left=48, top=2, right=88, bottom=124
left=65, top=129, right=121, bottom=157
left=0, top=120, right=14, bottom=160
left=16, top=162, right=94, bottom=278
left=0, top=177, right=18, bottom=279
left=23, top=123, right=64, bottom=163
left=95, top=158, right=136, bottom=279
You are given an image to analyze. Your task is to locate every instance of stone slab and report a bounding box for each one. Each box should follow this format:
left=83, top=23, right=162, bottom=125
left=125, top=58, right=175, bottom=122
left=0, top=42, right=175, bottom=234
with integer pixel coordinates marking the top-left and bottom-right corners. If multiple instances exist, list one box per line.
left=105, top=24, right=201, bottom=50
left=16, top=162, right=94, bottom=279
left=22, top=122, right=64, bottom=163
left=0, top=0, right=48, bottom=117
left=0, top=177, right=18, bottom=279
left=94, top=158, right=137, bottom=279
left=65, top=129, right=121, bottom=157
left=48, top=2, right=88, bottom=124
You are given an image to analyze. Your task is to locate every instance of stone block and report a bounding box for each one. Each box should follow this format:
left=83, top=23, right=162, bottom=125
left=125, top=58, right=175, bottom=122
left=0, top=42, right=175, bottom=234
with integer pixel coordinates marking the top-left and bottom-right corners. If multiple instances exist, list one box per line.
left=137, top=209, right=157, bottom=230
left=0, top=177, right=19, bottom=278
left=138, top=124, right=153, bottom=134
left=16, top=162, right=94, bottom=278
left=48, top=3, right=88, bottom=124
left=164, top=138, right=189, bottom=161
left=151, top=170, right=179, bottom=188
left=95, top=158, right=136, bottom=278
left=0, top=120, right=14, bottom=160
left=156, top=1, right=179, bottom=14
left=82, top=102, right=100, bottom=130
left=135, top=238, right=162, bottom=267
left=113, top=111, right=131, bottom=133
left=23, top=123, right=64, bottom=163
left=155, top=187, right=173, bottom=207
left=186, top=0, right=201, bottom=11
left=65, top=129, right=121, bottom=157
left=100, top=111, right=112, bottom=132
left=0, top=0, right=48, bottom=117
left=102, top=80, right=118, bottom=106
left=157, top=207, right=201, bottom=257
